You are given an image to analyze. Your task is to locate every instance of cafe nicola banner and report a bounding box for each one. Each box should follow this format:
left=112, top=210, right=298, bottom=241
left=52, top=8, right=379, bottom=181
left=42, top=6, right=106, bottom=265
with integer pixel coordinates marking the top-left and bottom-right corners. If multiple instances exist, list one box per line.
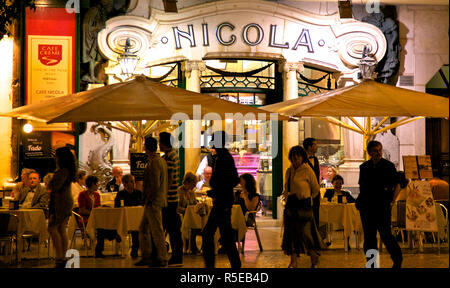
left=26, top=7, right=76, bottom=131
left=405, top=180, right=438, bottom=232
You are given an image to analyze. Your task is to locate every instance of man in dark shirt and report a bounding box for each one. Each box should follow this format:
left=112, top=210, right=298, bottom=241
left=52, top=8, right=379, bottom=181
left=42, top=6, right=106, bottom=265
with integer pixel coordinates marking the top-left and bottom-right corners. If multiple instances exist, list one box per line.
left=202, top=131, right=241, bottom=269
left=114, top=174, right=142, bottom=258
left=357, top=140, right=402, bottom=268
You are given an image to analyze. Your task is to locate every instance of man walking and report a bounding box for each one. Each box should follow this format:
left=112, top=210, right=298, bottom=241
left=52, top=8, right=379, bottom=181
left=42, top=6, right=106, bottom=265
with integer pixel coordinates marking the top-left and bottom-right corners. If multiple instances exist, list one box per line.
left=135, top=136, right=168, bottom=267
left=357, top=140, right=402, bottom=268
left=202, top=131, right=241, bottom=269
left=159, top=132, right=183, bottom=266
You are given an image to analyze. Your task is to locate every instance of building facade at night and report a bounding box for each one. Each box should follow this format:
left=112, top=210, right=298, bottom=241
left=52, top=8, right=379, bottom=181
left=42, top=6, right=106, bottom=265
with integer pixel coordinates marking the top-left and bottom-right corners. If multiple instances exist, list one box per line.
left=0, top=0, right=448, bottom=218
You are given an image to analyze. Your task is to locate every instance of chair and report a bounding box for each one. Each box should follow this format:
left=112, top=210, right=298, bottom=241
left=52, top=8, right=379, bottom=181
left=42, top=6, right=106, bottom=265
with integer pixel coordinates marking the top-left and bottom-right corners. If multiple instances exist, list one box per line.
left=70, top=211, right=91, bottom=256
left=0, top=213, right=19, bottom=264
left=240, top=199, right=263, bottom=253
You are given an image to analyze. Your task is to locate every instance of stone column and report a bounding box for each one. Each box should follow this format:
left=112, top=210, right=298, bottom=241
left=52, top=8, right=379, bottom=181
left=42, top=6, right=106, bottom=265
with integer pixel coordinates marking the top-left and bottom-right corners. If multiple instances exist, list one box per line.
left=334, top=72, right=365, bottom=194
left=183, top=60, right=205, bottom=173
left=279, top=62, right=303, bottom=177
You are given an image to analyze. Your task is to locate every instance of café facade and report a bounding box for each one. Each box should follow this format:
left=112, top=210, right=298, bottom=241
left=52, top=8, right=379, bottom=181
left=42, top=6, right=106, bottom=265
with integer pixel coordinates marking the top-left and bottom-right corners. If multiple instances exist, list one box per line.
left=0, top=0, right=448, bottom=218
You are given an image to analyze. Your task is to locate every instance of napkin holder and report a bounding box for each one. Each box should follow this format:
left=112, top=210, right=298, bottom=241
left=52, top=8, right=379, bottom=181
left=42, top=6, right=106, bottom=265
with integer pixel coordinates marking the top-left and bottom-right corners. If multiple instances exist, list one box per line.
left=9, top=200, right=19, bottom=210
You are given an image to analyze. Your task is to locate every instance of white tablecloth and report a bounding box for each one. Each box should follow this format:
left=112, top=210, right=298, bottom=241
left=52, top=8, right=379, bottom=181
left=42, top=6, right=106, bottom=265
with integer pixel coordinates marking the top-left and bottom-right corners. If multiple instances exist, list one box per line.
left=0, top=208, right=47, bottom=262
left=84, top=206, right=144, bottom=255
left=181, top=204, right=247, bottom=246
left=319, top=202, right=362, bottom=250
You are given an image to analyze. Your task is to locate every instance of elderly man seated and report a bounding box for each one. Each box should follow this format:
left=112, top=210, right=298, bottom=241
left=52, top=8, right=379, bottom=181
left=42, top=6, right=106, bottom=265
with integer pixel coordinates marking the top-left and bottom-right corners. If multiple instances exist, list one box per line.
left=12, top=168, right=35, bottom=200
left=196, top=166, right=212, bottom=191
left=106, top=166, right=124, bottom=192
left=14, top=171, right=49, bottom=211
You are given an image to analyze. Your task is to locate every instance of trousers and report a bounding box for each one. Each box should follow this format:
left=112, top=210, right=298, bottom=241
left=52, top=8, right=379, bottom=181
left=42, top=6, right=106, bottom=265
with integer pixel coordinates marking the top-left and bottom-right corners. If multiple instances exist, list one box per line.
left=139, top=204, right=167, bottom=263
left=202, top=206, right=241, bottom=269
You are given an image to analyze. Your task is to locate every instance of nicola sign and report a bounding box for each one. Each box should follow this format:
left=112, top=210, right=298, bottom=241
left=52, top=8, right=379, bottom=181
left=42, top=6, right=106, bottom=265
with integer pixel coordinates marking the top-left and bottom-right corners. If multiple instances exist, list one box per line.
left=168, top=23, right=317, bottom=53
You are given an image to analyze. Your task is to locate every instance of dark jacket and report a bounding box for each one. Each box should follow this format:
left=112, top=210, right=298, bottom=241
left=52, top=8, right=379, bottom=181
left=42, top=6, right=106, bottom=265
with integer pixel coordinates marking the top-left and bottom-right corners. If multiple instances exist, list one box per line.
left=357, top=158, right=398, bottom=210
left=114, top=189, right=143, bottom=207
left=209, top=148, right=239, bottom=210
left=323, top=189, right=355, bottom=203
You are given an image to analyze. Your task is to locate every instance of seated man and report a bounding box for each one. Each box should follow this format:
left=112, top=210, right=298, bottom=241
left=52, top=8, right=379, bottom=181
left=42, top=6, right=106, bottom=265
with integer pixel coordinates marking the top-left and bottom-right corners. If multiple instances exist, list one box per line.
left=12, top=168, right=35, bottom=200
left=196, top=166, right=212, bottom=191
left=114, top=174, right=142, bottom=258
left=106, top=166, right=123, bottom=192
left=16, top=172, right=49, bottom=211
left=79, top=175, right=121, bottom=258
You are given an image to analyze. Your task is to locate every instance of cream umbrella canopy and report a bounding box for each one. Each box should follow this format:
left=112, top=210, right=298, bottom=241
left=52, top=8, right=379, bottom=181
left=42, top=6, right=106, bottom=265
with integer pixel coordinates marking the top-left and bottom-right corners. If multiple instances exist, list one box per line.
left=0, top=75, right=288, bottom=152
left=263, top=79, right=449, bottom=159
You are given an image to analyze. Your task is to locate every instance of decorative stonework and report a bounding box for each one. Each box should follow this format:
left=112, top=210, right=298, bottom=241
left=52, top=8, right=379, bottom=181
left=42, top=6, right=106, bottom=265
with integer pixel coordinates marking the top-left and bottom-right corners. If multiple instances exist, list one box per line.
left=278, top=61, right=304, bottom=79
left=183, top=60, right=206, bottom=78
left=97, top=0, right=387, bottom=76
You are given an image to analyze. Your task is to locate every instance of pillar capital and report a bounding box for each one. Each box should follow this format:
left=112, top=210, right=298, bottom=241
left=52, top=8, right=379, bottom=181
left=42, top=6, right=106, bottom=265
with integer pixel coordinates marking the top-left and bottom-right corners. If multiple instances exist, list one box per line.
left=278, top=61, right=304, bottom=79
left=184, top=60, right=206, bottom=78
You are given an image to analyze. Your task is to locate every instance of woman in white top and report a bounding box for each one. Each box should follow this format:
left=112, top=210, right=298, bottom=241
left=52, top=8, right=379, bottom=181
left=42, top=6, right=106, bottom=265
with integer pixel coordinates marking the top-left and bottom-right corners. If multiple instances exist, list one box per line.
left=282, top=145, right=323, bottom=268
left=71, top=170, right=87, bottom=208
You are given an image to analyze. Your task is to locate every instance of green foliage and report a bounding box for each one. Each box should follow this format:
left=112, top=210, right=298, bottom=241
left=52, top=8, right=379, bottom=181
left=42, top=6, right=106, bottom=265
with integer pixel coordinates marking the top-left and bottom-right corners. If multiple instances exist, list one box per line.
left=0, top=0, right=35, bottom=40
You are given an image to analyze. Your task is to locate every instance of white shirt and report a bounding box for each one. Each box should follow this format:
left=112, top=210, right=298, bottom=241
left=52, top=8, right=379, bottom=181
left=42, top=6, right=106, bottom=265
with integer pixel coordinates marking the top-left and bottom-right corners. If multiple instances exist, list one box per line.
left=71, top=182, right=85, bottom=207
left=285, top=163, right=320, bottom=200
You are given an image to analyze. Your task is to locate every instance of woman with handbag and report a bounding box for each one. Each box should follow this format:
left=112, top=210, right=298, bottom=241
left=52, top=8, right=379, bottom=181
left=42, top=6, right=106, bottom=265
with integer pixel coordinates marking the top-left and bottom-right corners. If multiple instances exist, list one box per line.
left=282, top=145, right=323, bottom=268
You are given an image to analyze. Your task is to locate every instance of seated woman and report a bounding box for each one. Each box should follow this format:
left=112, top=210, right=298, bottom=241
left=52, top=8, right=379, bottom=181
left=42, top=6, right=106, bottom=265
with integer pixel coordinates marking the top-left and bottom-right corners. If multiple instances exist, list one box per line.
left=78, top=175, right=120, bottom=258
left=238, top=173, right=260, bottom=226
left=323, top=175, right=355, bottom=203
left=177, top=171, right=201, bottom=254
left=323, top=174, right=355, bottom=248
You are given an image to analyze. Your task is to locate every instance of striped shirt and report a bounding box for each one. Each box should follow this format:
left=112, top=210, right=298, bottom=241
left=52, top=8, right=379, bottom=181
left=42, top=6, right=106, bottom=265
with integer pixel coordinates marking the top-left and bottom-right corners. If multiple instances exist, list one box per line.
left=163, top=148, right=180, bottom=203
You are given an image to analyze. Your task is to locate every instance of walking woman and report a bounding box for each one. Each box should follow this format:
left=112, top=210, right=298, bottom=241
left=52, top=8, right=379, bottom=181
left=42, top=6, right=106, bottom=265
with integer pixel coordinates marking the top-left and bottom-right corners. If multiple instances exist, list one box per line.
left=282, top=145, right=323, bottom=268
left=48, top=147, right=76, bottom=268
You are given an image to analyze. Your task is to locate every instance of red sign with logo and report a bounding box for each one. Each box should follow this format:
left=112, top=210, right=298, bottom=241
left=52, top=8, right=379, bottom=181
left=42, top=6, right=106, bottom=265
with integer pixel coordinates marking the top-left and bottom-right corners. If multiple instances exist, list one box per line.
left=38, top=44, right=63, bottom=66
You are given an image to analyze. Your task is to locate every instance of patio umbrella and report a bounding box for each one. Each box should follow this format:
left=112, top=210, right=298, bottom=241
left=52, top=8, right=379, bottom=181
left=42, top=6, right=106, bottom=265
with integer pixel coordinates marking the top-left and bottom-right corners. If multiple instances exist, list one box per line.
left=263, top=79, right=449, bottom=158
left=0, top=75, right=288, bottom=151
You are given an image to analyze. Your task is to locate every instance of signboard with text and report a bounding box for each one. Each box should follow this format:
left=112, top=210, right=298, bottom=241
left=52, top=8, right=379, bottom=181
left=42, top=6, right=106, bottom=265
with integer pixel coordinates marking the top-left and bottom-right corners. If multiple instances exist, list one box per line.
left=130, top=153, right=149, bottom=181
left=26, top=7, right=76, bottom=131
left=405, top=180, right=438, bottom=232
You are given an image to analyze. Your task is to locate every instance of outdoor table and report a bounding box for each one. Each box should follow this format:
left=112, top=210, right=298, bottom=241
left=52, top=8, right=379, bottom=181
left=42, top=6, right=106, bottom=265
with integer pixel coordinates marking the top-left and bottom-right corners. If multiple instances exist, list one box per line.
left=0, top=208, right=48, bottom=262
left=319, top=202, right=363, bottom=251
left=181, top=203, right=247, bottom=253
left=85, top=206, right=144, bottom=256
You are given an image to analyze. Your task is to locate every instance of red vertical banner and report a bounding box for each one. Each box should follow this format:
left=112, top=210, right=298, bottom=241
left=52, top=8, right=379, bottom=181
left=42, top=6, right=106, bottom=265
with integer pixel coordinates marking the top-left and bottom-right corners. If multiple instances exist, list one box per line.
left=26, top=7, right=76, bottom=131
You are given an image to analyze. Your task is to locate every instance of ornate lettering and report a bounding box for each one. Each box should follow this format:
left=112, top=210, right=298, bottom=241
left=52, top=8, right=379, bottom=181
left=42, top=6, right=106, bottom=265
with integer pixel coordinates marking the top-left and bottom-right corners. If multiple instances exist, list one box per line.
left=242, top=23, right=264, bottom=46
left=292, top=28, right=314, bottom=53
left=269, top=24, right=289, bottom=49
left=216, top=22, right=236, bottom=46
left=173, top=25, right=196, bottom=49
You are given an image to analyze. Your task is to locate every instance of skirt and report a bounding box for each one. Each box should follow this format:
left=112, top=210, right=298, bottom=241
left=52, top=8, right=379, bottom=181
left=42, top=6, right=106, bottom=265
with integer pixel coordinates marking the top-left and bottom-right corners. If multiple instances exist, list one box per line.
left=282, top=195, right=325, bottom=255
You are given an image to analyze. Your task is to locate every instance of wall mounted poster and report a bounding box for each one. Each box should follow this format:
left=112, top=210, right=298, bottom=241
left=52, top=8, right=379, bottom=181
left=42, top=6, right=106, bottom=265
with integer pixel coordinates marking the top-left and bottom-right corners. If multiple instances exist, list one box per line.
left=26, top=7, right=76, bottom=131
left=405, top=180, right=438, bottom=232
left=403, top=156, right=419, bottom=179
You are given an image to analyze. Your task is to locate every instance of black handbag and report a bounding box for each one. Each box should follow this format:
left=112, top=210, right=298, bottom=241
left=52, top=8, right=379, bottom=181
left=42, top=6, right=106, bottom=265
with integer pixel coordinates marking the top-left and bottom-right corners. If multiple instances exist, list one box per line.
left=285, top=195, right=313, bottom=221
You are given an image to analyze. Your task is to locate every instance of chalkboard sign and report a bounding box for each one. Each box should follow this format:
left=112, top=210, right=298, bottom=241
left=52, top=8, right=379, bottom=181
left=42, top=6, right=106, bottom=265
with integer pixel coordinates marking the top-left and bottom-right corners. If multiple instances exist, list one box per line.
left=130, top=153, right=149, bottom=181
left=23, top=132, right=52, bottom=158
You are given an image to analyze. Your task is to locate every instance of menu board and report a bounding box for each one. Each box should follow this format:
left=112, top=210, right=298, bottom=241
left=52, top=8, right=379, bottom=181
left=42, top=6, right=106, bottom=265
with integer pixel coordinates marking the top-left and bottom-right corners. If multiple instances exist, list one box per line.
left=130, top=153, right=149, bottom=181
left=402, top=155, right=433, bottom=179
left=417, top=155, right=433, bottom=179
left=405, top=180, right=438, bottom=232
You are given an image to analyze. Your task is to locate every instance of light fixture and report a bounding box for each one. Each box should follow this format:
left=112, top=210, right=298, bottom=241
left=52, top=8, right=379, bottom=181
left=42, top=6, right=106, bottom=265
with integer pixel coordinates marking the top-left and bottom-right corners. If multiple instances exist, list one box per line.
left=118, top=38, right=140, bottom=77
left=358, top=45, right=378, bottom=80
left=23, top=122, right=33, bottom=133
